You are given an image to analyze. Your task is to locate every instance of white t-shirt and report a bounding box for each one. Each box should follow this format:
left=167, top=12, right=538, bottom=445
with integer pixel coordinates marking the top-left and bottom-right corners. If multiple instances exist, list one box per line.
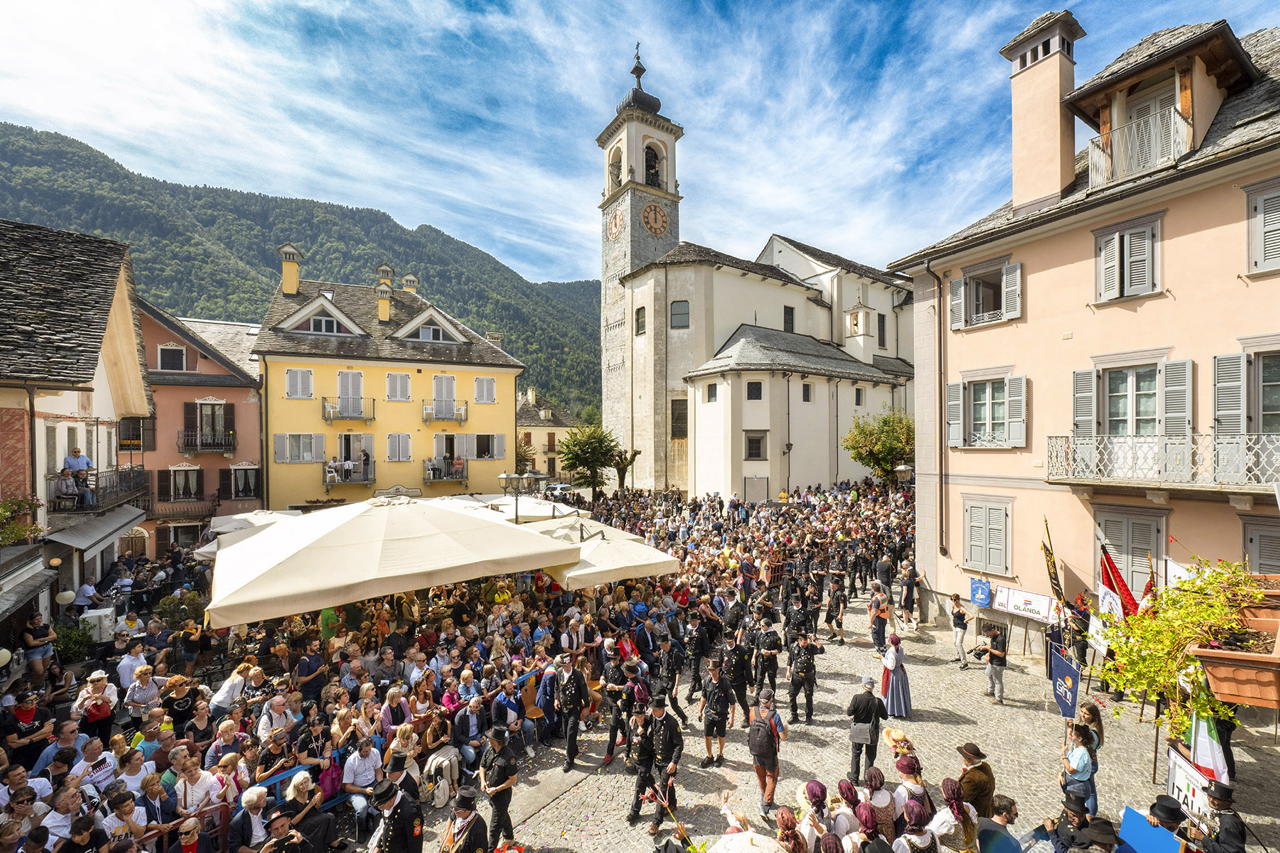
left=0, top=776, right=53, bottom=807
left=102, top=805, right=148, bottom=841
left=43, top=809, right=76, bottom=843
left=117, top=761, right=156, bottom=795
left=71, top=752, right=119, bottom=789
left=174, top=771, right=217, bottom=812
left=73, top=583, right=98, bottom=606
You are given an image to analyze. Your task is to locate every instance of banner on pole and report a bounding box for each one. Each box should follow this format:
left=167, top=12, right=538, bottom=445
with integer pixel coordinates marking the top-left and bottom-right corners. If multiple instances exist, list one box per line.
left=970, top=578, right=992, bottom=607
left=1042, top=518, right=1067, bottom=605
left=993, top=584, right=1058, bottom=623
left=1050, top=644, right=1081, bottom=718
left=1087, top=614, right=1108, bottom=653
left=1166, top=747, right=1214, bottom=832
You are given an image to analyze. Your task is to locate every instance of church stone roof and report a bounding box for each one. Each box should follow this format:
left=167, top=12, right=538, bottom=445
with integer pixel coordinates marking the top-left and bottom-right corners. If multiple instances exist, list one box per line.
left=771, top=235, right=909, bottom=288
left=873, top=354, right=915, bottom=379
left=627, top=242, right=820, bottom=292
left=685, top=324, right=906, bottom=385
left=253, top=279, right=523, bottom=370
left=0, top=218, right=131, bottom=384
left=892, top=24, right=1280, bottom=271
left=179, top=318, right=262, bottom=377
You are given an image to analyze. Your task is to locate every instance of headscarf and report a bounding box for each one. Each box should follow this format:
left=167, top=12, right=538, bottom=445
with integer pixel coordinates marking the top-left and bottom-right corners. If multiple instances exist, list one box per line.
left=775, top=807, right=807, bottom=853
left=904, top=800, right=929, bottom=833
left=889, top=633, right=902, bottom=647
left=896, top=754, right=922, bottom=776
left=818, top=832, right=843, bottom=853
left=805, top=780, right=828, bottom=817
left=941, top=777, right=969, bottom=825
left=837, top=778, right=859, bottom=807
left=855, top=802, right=879, bottom=835
left=865, top=766, right=885, bottom=792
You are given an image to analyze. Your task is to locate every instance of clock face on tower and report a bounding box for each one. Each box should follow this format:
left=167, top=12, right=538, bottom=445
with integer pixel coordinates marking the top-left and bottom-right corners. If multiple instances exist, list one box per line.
left=642, top=203, right=668, bottom=236
left=605, top=206, right=625, bottom=241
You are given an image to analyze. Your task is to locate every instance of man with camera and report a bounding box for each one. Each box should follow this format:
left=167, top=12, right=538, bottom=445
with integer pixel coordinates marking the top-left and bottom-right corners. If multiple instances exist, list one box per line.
left=972, top=625, right=1008, bottom=705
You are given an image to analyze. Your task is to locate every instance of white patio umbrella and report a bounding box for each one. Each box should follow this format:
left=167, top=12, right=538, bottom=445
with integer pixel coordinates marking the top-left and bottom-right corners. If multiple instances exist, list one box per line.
left=209, top=509, right=301, bottom=534
left=205, top=496, right=579, bottom=627
left=544, top=535, right=678, bottom=590
left=478, top=495, right=583, bottom=523
left=522, top=515, right=641, bottom=545
left=193, top=524, right=272, bottom=562
left=708, top=832, right=788, bottom=852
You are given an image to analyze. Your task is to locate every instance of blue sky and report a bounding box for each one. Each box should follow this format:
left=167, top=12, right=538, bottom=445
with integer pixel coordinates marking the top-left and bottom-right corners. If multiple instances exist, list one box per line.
left=0, top=0, right=1274, bottom=282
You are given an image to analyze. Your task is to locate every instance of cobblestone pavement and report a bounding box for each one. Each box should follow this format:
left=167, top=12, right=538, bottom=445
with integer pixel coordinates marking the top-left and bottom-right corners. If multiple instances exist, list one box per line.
left=416, top=606, right=1280, bottom=852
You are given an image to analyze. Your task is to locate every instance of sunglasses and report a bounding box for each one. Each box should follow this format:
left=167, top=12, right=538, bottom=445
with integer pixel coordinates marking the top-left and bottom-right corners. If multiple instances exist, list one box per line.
left=12, top=799, right=34, bottom=806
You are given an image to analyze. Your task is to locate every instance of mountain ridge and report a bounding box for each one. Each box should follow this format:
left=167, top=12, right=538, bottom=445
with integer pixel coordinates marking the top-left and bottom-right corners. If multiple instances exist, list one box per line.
left=0, top=122, right=600, bottom=413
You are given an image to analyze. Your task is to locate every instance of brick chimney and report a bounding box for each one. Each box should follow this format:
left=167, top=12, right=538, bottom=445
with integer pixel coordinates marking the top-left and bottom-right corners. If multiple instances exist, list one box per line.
left=1000, top=11, right=1086, bottom=213
left=485, top=331, right=504, bottom=348
left=277, top=243, right=303, bottom=295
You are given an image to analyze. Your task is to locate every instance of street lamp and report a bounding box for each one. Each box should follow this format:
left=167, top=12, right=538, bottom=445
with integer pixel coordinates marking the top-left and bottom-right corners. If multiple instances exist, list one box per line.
left=498, top=471, right=551, bottom=523
left=893, top=463, right=915, bottom=484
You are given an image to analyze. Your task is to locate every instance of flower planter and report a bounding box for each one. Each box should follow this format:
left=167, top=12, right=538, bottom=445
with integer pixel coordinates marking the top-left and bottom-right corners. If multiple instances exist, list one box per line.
left=1194, top=617, right=1280, bottom=709
left=1241, top=574, right=1280, bottom=619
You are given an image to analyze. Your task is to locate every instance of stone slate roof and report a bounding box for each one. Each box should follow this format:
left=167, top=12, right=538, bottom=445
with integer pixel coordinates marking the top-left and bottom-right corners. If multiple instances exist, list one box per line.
left=136, top=297, right=257, bottom=387
left=180, top=318, right=261, bottom=377
left=892, top=25, right=1280, bottom=270
left=685, top=324, right=907, bottom=384
left=627, top=242, right=820, bottom=292
left=252, top=279, right=523, bottom=370
left=770, top=235, right=909, bottom=288
left=1069, top=22, right=1223, bottom=99
left=1000, top=10, right=1085, bottom=57
left=873, top=354, right=915, bottom=378
left=516, top=394, right=583, bottom=429
left=0, top=218, right=131, bottom=384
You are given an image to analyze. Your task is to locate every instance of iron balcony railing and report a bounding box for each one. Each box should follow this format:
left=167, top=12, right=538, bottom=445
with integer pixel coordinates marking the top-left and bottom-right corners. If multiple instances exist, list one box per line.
left=148, top=494, right=220, bottom=521
left=323, top=460, right=377, bottom=490
left=46, top=466, right=149, bottom=514
left=423, top=399, right=468, bottom=423
left=1047, top=434, right=1280, bottom=491
left=177, top=429, right=237, bottom=453
left=1088, top=106, right=1191, bottom=188
left=424, top=457, right=468, bottom=482
left=321, top=397, right=376, bottom=422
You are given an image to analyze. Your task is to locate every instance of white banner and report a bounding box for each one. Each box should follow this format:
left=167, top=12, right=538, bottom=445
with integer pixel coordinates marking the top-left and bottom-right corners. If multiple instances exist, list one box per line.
left=1165, top=557, right=1192, bottom=588
left=1087, top=614, right=1108, bottom=653
left=1097, top=585, right=1122, bottom=618
left=992, top=584, right=1057, bottom=623
left=1166, top=747, right=1214, bottom=832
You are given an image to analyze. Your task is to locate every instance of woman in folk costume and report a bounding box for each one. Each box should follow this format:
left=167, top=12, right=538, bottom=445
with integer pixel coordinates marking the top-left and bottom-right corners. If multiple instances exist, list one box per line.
left=794, top=779, right=831, bottom=851
left=862, top=767, right=897, bottom=843
left=892, top=801, right=939, bottom=853
left=850, top=802, right=895, bottom=853
left=892, top=755, right=936, bottom=834
left=830, top=778, right=861, bottom=838
left=926, top=779, right=979, bottom=853
left=880, top=635, right=912, bottom=719
left=775, top=807, right=810, bottom=853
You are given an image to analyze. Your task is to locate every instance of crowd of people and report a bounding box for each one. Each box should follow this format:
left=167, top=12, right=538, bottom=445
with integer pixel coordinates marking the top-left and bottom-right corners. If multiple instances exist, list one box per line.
left=0, top=479, right=1254, bottom=853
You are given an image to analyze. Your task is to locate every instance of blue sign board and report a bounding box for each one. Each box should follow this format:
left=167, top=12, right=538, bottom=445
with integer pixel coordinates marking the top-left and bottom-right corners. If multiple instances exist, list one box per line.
left=1050, top=644, right=1081, bottom=719
left=1117, top=806, right=1180, bottom=853
left=970, top=578, right=992, bottom=607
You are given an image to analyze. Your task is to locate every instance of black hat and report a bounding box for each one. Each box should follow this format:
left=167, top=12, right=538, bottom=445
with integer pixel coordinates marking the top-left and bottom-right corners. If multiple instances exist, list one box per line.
left=265, top=806, right=291, bottom=827
left=688, top=611, right=701, bottom=621
left=622, top=661, right=639, bottom=676
left=708, top=658, right=721, bottom=670
left=1149, top=794, right=1187, bottom=825
left=371, top=779, right=398, bottom=805
left=1083, top=818, right=1118, bottom=847
left=1202, top=780, right=1234, bottom=803
left=1062, top=792, right=1088, bottom=815
left=386, top=752, right=408, bottom=774
left=649, top=694, right=667, bottom=709
left=452, top=786, right=478, bottom=811
left=956, top=742, right=987, bottom=761
left=658, top=634, right=671, bottom=644
left=488, top=725, right=509, bottom=743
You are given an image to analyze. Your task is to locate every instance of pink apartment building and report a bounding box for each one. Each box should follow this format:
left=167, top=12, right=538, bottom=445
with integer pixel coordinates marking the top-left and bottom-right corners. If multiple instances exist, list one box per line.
left=127, top=300, right=262, bottom=556
left=894, top=13, right=1280, bottom=622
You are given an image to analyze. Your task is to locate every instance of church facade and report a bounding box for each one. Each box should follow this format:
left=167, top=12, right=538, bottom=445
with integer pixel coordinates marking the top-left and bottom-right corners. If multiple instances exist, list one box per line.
left=598, top=56, right=913, bottom=500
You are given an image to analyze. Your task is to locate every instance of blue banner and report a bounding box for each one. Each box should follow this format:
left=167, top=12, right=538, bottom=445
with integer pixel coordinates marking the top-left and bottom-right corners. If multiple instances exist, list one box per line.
left=970, top=578, right=992, bottom=607
left=1050, top=644, right=1080, bottom=719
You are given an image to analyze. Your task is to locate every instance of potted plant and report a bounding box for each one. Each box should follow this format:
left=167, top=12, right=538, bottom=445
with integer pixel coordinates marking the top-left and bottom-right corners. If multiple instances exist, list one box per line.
left=1097, top=559, right=1271, bottom=736
left=1242, top=572, right=1280, bottom=618
left=53, top=620, right=94, bottom=670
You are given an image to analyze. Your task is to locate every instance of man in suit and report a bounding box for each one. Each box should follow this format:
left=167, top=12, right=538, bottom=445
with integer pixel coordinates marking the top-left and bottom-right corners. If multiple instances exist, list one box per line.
left=434, top=787, right=486, bottom=853
left=957, top=742, right=996, bottom=818
left=554, top=655, right=588, bottom=772
left=683, top=613, right=710, bottom=702
left=634, top=619, right=659, bottom=669
left=1191, top=781, right=1247, bottom=853
left=259, top=807, right=308, bottom=853
left=478, top=727, right=519, bottom=851
left=627, top=695, right=684, bottom=837
left=845, top=676, right=888, bottom=785
left=368, top=778, right=424, bottom=853
left=489, top=679, right=535, bottom=760
left=227, top=786, right=271, bottom=853
left=385, top=752, right=420, bottom=802
left=452, top=697, right=489, bottom=778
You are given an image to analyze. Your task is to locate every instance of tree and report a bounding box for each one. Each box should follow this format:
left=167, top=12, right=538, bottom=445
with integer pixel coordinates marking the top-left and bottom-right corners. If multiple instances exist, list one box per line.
left=558, top=425, right=621, bottom=499
left=514, top=439, right=536, bottom=475
left=1097, top=558, right=1264, bottom=738
left=841, top=407, right=914, bottom=481
left=612, top=449, right=641, bottom=491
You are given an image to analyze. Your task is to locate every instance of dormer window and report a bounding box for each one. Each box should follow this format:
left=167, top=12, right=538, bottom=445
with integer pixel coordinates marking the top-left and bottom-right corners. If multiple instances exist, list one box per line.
left=297, top=311, right=351, bottom=335
left=411, top=320, right=457, bottom=343
left=157, top=345, right=187, bottom=371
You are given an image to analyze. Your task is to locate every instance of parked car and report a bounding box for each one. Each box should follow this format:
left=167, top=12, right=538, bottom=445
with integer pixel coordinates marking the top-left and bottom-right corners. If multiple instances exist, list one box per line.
left=546, top=483, right=574, bottom=499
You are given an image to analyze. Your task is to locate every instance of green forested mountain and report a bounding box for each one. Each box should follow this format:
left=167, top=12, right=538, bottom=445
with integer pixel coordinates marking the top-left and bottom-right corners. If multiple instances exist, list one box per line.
left=0, top=122, right=600, bottom=412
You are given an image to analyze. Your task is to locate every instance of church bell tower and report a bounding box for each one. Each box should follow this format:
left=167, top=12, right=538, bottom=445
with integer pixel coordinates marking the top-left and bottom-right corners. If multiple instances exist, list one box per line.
left=597, top=47, right=683, bottom=451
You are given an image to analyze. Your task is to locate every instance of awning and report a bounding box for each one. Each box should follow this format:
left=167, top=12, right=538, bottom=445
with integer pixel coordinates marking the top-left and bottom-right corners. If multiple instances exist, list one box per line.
left=44, top=506, right=146, bottom=558
left=0, top=567, right=57, bottom=622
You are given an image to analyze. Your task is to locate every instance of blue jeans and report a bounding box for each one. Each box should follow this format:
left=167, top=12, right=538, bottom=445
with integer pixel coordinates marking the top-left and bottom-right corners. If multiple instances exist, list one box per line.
left=513, top=718, right=535, bottom=748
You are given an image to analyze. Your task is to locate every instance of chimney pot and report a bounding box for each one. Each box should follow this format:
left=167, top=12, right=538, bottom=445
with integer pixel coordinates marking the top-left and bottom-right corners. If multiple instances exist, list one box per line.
left=485, top=331, right=504, bottom=347
left=277, top=243, right=303, bottom=295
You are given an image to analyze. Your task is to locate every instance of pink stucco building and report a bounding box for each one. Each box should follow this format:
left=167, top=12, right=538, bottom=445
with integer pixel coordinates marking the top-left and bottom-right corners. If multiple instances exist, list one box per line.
left=894, top=12, right=1280, bottom=620
left=126, top=300, right=262, bottom=556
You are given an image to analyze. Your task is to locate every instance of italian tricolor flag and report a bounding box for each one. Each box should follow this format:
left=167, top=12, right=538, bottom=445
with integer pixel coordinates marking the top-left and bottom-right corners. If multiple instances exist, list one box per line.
left=1186, top=712, right=1230, bottom=783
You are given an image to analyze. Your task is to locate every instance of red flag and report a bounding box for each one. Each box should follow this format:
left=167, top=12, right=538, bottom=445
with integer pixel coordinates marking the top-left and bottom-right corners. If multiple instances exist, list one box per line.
left=1096, top=529, right=1140, bottom=617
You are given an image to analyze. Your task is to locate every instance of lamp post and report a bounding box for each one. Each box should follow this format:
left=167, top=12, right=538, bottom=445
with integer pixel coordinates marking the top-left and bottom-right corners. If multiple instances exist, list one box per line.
left=893, top=463, right=915, bottom=485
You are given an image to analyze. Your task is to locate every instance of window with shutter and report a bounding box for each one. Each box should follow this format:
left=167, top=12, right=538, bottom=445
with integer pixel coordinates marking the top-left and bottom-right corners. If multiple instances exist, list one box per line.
left=1124, top=227, right=1154, bottom=294
left=948, top=280, right=964, bottom=330
left=1005, top=375, right=1028, bottom=447
left=1001, top=262, right=1022, bottom=321
left=1161, top=359, right=1193, bottom=481
left=1213, top=353, right=1248, bottom=484
left=1094, top=215, right=1162, bottom=302
left=285, top=369, right=313, bottom=399
left=966, top=504, right=986, bottom=569
left=1245, top=181, right=1280, bottom=274
left=1096, top=511, right=1163, bottom=593
left=945, top=383, right=963, bottom=448
left=386, top=373, right=411, bottom=401
left=475, top=377, right=496, bottom=404
left=1245, top=522, right=1280, bottom=572
left=962, top=499, right=1010, bottom=575
left=985, top=505, right=1006, bottom=573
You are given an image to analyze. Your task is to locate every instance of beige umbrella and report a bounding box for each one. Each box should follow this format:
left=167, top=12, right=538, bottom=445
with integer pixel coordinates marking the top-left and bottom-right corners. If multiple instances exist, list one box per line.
left=544, top=535, right=678, bottom=590
left=194, top=524, right=272, bottom=562
left=522, top=515, right=642, bottom=545
left=708, top=832, right=788, bottom=852
left=478, top=495, right=583, bottom=523
left=209, top=509, right=302, bottom=534
left=205, top=496, right=578, bottom=627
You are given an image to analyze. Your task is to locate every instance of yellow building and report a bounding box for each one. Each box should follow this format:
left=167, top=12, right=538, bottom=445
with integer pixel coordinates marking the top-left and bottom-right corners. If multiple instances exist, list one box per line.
left=254, top=245, right=523, bottom=509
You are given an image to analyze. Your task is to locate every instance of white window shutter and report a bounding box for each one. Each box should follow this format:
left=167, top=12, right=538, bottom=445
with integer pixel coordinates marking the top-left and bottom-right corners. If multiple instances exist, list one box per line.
left=285, top=370, right=297, bottom=398
left=402, top=434, right=411, bottom=461
left=986, top=506, right=1006, bottom=573
left=1005, top=375, right=1027, bottom=447
left=273, top=434, right=287, bottom=463
left=948, top=279, right=964, bottom=330
left=1072, top=370, right=1097, bottom=436
left=1127, top=519, right=1156, bottom=591
left=434, top=434, right=444, bottom=460
left=302, top=370, right=313, bottom=398
left=1213, top=352, right=1249, bottom=484
left=494, top=434, right=506, bottom=459
left=1001, top=262, right=1022, bottom=320
left=1255, top=191, right=1280, bottom=270
left=1097, top=233, right=1119, bottom=301
left=386, top=373, right=395, bottom=400
left=312, top=433, right=324, bottom=463
left=460, top=434, right=477, bottom=460
left=966, top=504, right=987, bottom=570
left=946, top=382, right=963, bottom=447
left=1161, top=359, right=1193, bottom=481
left=1249, top=526, right=1280, bottom=571
left=1124, top=227, right=1154, bottom=294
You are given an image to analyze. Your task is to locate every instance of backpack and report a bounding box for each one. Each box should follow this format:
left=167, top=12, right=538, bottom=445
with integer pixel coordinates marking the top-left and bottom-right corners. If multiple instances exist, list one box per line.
left=632, top=676, right=651, bottom=708
left=748, top=714, right=777, bottom=759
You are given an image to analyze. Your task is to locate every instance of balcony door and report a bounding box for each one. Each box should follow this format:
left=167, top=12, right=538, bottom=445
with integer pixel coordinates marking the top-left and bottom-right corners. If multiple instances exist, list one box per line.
left=1124, top=88, right=1176, bottom=175
left=199, top=403, right=225, bottom=446
left=1104, top=365, right=1159, bottom=480
left=1258, top=353, right=1280, bottom=482
left=433, top=375, right=456, bottom=419
left=338, top=371, right=363, bottom=418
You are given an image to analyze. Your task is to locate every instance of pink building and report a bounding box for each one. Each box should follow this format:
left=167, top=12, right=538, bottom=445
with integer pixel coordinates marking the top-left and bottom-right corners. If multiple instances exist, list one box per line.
left=126, top=300, right=262, bottom=556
